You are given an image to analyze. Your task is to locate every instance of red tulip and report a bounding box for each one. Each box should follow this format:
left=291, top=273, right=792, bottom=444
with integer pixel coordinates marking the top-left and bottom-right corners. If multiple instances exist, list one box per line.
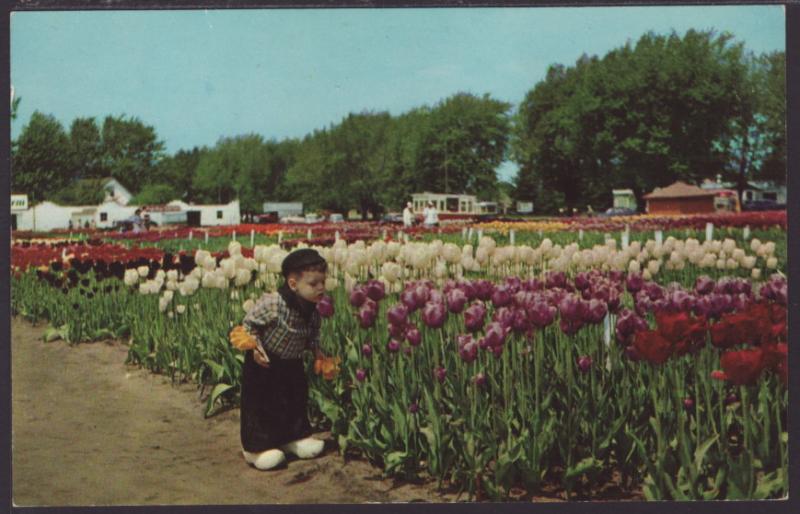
left=633, top=330, right=673, bottom=365
left=719, top=348, right=766, bottom=386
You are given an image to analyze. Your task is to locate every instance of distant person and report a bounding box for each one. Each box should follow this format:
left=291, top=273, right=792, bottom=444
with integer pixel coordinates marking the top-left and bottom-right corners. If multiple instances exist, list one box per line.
left=402, top=202, right=414, bottom=228
left=423, top=201, right=439, bottom=228
left=130, top=209, right=143, bottom=233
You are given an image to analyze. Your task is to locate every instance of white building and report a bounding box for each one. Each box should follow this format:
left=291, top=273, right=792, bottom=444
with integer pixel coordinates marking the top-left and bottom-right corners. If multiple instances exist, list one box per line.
left=168, top=199, right=240, bottom=226
left=411, top=192, right=477, bottom=215
left=13, top=201, right=95, bottom=232
left=701, top=178, right=786, bottom=204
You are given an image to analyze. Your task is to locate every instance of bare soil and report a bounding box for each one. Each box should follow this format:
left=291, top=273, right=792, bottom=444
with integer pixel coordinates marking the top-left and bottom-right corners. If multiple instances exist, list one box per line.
left=11, top=317, right=458, bottom=506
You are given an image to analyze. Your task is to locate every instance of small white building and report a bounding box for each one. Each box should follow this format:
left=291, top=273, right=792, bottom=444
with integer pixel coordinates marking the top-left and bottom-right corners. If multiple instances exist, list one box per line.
left=263, top=202, right=303, bottom=218
left=701, top=177, right=786, bottom=204
left=411, top=192, right=477, bottom=215
left=13, top=201, right=95, bottom=232
left=612, top=189, right=637, bottom=210
left=168, top=199, right=240, bottom=226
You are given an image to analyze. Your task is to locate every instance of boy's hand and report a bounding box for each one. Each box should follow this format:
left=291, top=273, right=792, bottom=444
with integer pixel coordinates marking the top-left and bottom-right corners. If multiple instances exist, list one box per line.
left=253, top=346, right=270, bottom=368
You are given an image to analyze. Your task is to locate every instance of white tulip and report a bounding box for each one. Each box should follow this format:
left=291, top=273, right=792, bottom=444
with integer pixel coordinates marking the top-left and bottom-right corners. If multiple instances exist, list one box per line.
left=159, top=297, right=170, bottom=312
left=162, top=290, right=174, bottom=303
left=137, top=265, right=150, bottom=278
left=763, top=241, right=776, bottom=256
left=325, top=277, right=338, bottom=291
left=766, top=257, right=778, bottom=269
left=124, top=269, right=139, bottom=286
left=243, top=299, right=255, bottom=313
left=642, top=269, right=652, bottom=280
left=750, top=239, right=762, bottom=252
left=716, top=259, right=726, bottom=270
left=176, top=305, right=186, bottom=314
left=628, top=260, right=641, bottom=274
left=722, top=238, right=736, bottom=253
left=751, top=268, right=762, bottom=279
left=234, top=268, right=252, bottom=287
left=228, top=240, right=242, bottom=257
left=166, top=269, right=179, bottom=282
left=194, top=249, right=211, bottom=266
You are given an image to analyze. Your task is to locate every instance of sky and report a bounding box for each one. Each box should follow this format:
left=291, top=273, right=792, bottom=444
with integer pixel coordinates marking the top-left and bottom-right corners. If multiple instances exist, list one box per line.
left=10, top=6, right=785, bottom=182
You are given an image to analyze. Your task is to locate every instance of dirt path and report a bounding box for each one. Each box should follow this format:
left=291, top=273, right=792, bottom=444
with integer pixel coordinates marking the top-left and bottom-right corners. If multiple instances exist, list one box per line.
left=11, top=317, right=457, bottom=506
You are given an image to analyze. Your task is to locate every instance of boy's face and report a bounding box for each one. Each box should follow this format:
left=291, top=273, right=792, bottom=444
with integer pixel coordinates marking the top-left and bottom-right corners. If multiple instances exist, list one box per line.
left=288, top=269, right=327, bottom=303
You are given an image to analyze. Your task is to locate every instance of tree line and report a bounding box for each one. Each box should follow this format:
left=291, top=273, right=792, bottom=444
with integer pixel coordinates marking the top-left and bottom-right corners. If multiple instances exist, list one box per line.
left=11, top=29, right=785, bottom=216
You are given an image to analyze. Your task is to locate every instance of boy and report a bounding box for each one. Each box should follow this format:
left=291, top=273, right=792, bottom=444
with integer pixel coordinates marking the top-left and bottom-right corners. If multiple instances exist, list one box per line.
left=240, top=248, right=329, bottom=470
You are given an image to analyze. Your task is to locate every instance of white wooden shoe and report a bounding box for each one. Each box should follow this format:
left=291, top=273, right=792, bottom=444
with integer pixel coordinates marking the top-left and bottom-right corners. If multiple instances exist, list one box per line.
left=280, top=437, right=324, bottom=459
left=242, top=448, right=286, bottom=470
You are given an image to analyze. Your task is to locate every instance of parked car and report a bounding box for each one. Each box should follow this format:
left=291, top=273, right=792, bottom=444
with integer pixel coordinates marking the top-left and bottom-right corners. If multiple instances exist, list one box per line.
left=256, top=212, right=279, bottom=223
left=601, top=207, right=637, bottom=217
left=381, top=212, right=403, bottom=224
left=742, top=200, right=785, bottom=212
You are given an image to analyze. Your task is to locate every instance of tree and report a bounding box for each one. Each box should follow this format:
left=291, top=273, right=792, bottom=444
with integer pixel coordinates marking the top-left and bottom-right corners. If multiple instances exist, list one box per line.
left=512, top=30, right=752, bottom=214
left=129, top=183, right=179, bottom=205
left=11, top=111, right=72, bottom=202
left=100, top=114, right=165, bottom=192
left=419, top=93, right=511, bottom=200
left=69, top=117, right=105, bottom=180
left=153, top=147, right=207, bottom=202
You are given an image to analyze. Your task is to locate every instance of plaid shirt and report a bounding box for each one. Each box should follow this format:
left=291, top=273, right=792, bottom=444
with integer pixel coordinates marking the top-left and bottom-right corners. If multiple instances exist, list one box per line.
left=243, top=292, right=321, bottom=360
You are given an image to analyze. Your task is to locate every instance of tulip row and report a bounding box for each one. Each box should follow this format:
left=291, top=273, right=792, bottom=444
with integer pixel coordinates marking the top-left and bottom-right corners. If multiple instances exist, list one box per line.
left=11, top=228, right=787, bottom=500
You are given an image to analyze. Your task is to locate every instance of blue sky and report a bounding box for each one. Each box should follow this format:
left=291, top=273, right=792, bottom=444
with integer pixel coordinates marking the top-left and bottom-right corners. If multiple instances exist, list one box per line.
left=10, top=6, right=785, bottom=182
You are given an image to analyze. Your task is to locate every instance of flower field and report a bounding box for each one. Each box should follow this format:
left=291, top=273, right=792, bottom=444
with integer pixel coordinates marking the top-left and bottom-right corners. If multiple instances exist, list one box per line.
left=11, top=218, right=788, bottom=501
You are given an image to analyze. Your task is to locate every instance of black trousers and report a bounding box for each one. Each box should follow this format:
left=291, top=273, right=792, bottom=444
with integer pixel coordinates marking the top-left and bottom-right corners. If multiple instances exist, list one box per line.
left=240, top=349, right=312, bottom=452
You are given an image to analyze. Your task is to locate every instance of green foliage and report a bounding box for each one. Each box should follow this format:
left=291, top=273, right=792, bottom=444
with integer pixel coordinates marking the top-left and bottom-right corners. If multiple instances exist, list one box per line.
left=100, top=114, right=166, bottom=192
left=49, top=178, right=107, bottom=206
left=12, top=111, right=73, bottom=202
left=129, top=183, right=179, bottom=205
left=512, top=30, right=785, bottom=214
left=69, top=117, right=105, bottom=180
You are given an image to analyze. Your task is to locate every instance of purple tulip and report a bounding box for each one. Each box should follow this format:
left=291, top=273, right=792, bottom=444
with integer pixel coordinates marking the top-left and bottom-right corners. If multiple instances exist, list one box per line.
left=574, top=272, right=591, bottom=291
left=608, top=270, right=625, bottom=284
left=683, top=397, right=695, bottom=412
left=400, top=288, right=418, bottom=312
left=624, top=345, right=642, bottom=361
left=412, top=284, right=431, bottom=308
left=317, top=295, right=335, bottom=318
left=492, top=307, right=515, bottom=330
left=422, top=301, right=447, bottom=329
left=474, top=280, right=494, bottom=301
left=357, top=305, right=377, bottom=328
left=559, top=318, right=583, bottom=336
left=387, top=339, right=402, bottom=353
left=606, top=288, right=621, bottom=313
left=403, top=346, right=413, bottom=356
left=387, top=303, right=409, bottom=326
left=694, top=275, right=715, bottom=296
left=458, top=338, right=478, bottom=363
left=366, top=280, right=386, bottom=302
left=408, top=402, right=420, bottom=414
left=558, top=295, right=582, bottom=323
left=529, top=302, right=556, bottom=328
left=615, top=308, right=648, bottom=344
left=478, top=336, right=492, bottom=350
left=388, top=322, right=406, bottom=339
left=446, top=288, right=468, bottom=314
left=511, top=309, right=530, bottom=334
left=626, top=272, right=644, bottom=294
left=491, top=285, right=513, bottom=308
left=460, top=281, right=478, bottom=301
left=522, top=278, right=544, bottom=292
left=349, top=286, right=367, bottom=308
left=724, top=393, right=739, bottom=406
left=484, top=321, right=508, bottom=348
left=405, top=326, right=422, bottom=346
left=464, top=301, right=487, bottom=332
left=584, top=299, right=608, bottom=324
left=472, top=372, right=487, bottom=387
left=428, top=289, right=445, bottom=305
left=433, top=366, right=447, bottom=384
left=355, top=368, right=367, bottom=382
left=361, top=343, right=373, bottom=357
left=545, top=271, right=567, bottom=289
left=505, top=276, right=522, bottom=292
left=645, top=283, right=665, bottom=301
left=577, top=355, right=593, bottom=373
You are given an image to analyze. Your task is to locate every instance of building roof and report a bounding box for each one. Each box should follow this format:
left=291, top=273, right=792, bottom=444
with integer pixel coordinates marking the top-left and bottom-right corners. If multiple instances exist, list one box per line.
left=643, top=181, right=716, bottom=200
left=141, top=204, right=182, bottom=213
left=612, top=189, right=635, bottom=195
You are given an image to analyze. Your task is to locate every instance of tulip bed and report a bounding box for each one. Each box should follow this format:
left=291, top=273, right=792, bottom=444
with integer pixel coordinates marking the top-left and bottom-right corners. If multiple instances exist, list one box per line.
left=10, top=227, right=788, bottom=501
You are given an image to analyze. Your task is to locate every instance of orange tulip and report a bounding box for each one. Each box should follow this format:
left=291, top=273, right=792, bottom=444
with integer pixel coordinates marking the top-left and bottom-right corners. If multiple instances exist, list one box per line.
left=314, top=356, right=341, bottom=381
left=229, top=325, right=257, bottom=351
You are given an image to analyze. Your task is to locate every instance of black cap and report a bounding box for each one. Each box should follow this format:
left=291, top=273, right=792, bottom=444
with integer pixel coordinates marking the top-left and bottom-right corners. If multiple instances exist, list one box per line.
left=281, top=248, right=327, bottom=277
